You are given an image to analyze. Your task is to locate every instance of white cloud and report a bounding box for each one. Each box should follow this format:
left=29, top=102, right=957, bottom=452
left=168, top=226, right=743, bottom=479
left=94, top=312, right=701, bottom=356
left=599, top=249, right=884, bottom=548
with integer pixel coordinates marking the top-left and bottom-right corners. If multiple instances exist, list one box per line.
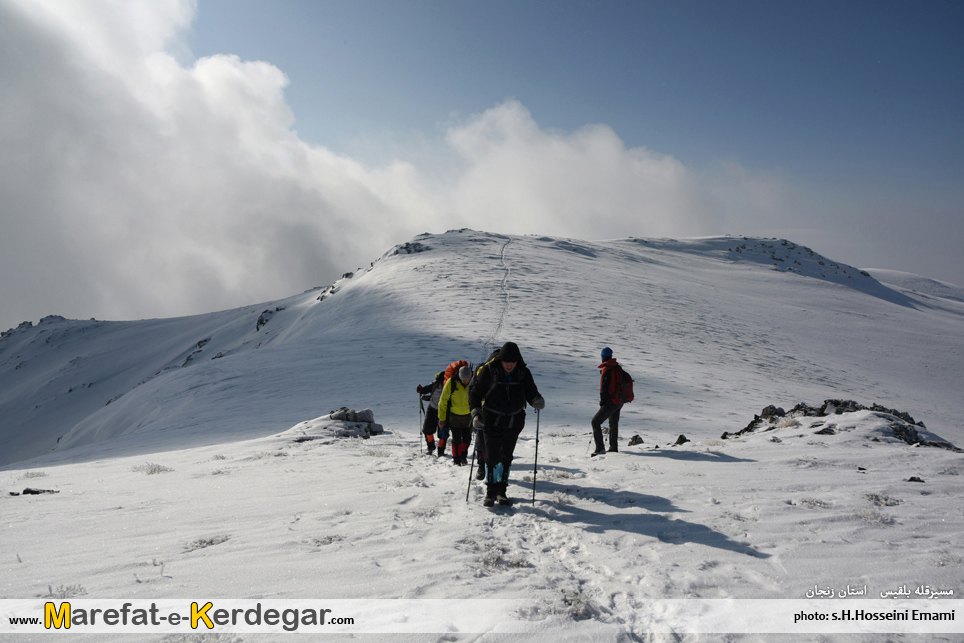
left=0, top=0, right=796, bottom=330
left=442, top=100, right=717, bottom=239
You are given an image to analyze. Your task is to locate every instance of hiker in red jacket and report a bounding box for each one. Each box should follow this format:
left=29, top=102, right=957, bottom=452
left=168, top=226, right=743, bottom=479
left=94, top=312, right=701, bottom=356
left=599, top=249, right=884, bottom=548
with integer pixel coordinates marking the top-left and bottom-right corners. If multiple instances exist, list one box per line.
left=591, top=347, right=623, bottom=456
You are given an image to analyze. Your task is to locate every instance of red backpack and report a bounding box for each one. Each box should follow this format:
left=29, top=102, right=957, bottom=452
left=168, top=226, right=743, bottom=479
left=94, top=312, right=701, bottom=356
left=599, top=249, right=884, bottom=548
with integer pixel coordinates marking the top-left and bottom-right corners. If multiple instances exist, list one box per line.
left=443, top=360, right=469, bottom=387
left=608, top=365, right=635, bottom=404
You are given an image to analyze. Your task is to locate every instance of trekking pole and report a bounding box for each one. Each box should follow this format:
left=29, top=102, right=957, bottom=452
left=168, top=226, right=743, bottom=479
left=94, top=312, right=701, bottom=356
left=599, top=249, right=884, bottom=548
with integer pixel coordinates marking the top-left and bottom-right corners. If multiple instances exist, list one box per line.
left=418, top=396, right=425, bottom=454
left=465, top=429, right=479, bottom=503
left=532, top=410, right=540, bottom=504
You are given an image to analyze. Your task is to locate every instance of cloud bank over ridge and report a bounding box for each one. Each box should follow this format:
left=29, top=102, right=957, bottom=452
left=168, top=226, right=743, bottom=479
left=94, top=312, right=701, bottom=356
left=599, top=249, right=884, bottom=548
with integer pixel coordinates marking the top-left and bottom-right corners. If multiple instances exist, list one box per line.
left=1, top=0, right=799, bottom=329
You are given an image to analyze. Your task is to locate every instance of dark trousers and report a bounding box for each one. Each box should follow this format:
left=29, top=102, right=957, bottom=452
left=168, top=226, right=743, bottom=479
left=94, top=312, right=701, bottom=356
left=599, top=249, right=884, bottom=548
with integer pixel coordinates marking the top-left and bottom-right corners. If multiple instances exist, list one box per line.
left=447, top=413, right=472, bottom=457
left=482, top=412, right=525, bottom=496
left=592, top=403, right=622, bottom=451
left=475, top=429, right=486, bottom=466
left=422, top=406, right=438, bottom=436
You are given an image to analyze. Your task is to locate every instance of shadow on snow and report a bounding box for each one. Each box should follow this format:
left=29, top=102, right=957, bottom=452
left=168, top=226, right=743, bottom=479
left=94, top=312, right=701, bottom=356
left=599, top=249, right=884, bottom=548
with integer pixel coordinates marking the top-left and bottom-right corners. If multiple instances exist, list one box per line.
left=519, top=478, right=770, bottom=559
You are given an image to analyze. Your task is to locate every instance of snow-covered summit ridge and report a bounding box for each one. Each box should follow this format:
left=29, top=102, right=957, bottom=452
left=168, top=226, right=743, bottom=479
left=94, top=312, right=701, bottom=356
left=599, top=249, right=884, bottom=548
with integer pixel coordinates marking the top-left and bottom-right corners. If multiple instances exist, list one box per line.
left=637, top=236, right=874, bottom=280
left=2, top=229, right=963, bottom=469
left=403, top=231, right=919, bottom=304
left=868, top=269, right=964, bottom=303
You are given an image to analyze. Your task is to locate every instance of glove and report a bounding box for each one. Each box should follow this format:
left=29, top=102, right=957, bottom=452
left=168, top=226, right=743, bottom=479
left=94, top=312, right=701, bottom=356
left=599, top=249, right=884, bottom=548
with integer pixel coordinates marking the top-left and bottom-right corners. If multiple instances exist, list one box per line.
left=471, top=409, right=484, bottom=430
left=417, top=385, right=424, bottom=393
left=531, top=395, right=545, bottom=410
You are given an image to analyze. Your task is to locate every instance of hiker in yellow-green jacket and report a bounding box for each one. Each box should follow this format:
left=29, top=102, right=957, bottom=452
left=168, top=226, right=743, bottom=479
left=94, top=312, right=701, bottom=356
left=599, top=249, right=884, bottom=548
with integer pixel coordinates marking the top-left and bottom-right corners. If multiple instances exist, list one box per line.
left=438, top=366, right=474, bottom=465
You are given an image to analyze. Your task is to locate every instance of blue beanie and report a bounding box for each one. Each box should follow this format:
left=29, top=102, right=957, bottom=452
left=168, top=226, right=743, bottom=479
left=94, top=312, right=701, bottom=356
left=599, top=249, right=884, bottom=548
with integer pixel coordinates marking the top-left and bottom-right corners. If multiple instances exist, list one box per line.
left=601, top=347, right=613, bottom=360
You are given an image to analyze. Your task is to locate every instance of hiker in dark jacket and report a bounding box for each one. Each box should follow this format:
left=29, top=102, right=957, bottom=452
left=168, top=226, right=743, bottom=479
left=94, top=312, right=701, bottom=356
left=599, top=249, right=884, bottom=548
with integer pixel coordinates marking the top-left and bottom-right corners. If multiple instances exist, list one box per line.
left=591, top=346, right=623, bottom=456
left=468, top=341, right=545, bottom=506
left=417, top=371, right=445, bottom=454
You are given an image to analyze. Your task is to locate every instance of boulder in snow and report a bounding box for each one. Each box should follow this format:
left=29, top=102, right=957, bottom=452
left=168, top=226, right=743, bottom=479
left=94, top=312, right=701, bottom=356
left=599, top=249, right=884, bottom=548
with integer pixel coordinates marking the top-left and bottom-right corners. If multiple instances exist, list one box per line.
left=329, top=407, right=376, bottom=424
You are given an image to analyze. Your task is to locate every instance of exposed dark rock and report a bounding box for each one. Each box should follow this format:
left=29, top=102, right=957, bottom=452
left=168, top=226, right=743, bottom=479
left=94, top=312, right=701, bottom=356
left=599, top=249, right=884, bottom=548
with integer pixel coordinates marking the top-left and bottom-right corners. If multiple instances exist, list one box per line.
left=330, top=407, right=376, bottom=424
left=256, top=310, right=270, bottom=331
left=788, top=402, right=823, bottom=417
left=890, top=422, right=961, bottom=452
left=732, top=399, right=958, bottom=452
left=316, top=284, right=340, bottom=302
left=871, top=404, right=924, bottom=427
left=393, top=242, right=430, bottom=255
left=760, top=405, right=785, bottom=420
left=734, top=415, right=766, bottom=437
left=820, top=399, right=865, bottom=415
left=327, top=407, right=384, bottom=438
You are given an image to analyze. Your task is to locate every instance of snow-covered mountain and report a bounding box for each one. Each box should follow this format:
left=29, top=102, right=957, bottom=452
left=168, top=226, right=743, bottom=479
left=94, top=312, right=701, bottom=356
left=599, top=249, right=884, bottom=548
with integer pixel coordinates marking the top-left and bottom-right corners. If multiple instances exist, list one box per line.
left=3, top=230, right=961, bottom=467
left=3, top=230, right=963, bottom=640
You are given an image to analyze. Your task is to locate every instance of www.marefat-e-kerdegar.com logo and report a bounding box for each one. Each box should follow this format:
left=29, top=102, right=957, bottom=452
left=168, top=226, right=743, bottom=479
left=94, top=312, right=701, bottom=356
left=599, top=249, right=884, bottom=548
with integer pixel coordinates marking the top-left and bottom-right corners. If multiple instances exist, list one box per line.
left=1, top=598, right=533, bottom=634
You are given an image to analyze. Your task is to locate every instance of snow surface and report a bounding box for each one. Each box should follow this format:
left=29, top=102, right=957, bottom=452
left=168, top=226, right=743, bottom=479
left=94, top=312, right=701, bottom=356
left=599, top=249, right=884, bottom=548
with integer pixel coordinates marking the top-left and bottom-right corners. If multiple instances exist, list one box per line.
left=2, top=230, right=963, bottom=641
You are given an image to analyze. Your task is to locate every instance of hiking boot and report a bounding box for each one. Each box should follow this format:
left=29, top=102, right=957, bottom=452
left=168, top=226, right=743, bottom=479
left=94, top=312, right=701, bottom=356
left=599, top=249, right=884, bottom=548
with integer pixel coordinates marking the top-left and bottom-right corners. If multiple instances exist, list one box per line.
left=453, top=457, right=464, bottom=466
left=607, top=446, right=618, bottom=453
left=437, top=440, right=447, bottom=456
left=425, top=444, right=436, bottom=455
left=475, top=465, right=485, bottom=481
left=590, top=448, right=606, bottom=457
left=496, top=493, right=512, bottom=506
left=483, top=495, right=496, bottom=507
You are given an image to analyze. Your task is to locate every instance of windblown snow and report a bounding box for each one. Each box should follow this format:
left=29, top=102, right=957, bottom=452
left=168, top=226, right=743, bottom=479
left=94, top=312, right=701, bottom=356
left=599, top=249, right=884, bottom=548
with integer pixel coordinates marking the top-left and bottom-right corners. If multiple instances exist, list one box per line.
left=2, top=230, right=963, bottom=641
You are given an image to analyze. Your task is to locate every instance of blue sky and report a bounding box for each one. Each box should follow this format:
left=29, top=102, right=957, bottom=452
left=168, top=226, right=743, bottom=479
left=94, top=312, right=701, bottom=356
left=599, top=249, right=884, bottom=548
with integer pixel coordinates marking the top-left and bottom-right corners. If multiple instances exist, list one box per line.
left=1, top=0, right=962, bottom=329
left=188, top=0, right=963, bottom=181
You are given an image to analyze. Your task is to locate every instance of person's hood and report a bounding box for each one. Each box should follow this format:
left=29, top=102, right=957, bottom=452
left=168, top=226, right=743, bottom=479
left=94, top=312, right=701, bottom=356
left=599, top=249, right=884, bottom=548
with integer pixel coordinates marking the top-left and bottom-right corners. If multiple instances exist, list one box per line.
left=496, top=341, right=524, bottom=364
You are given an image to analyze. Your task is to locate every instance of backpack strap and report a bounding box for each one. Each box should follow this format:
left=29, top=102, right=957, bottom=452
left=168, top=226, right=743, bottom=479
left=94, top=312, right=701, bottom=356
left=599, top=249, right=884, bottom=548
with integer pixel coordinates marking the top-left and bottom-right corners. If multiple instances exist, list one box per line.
left=444, top=376, right=462, bottom=418
left=479, top=363, right=527, bottom=411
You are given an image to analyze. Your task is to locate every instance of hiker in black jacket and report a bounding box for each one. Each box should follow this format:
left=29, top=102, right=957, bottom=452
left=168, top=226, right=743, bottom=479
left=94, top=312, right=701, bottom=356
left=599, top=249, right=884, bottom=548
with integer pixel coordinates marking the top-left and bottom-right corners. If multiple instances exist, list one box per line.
left=468, top=342, right=544, bottom=506
left=591, top=346, right=623, bottom=456
left=417, top=371, right=445, bottom=455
